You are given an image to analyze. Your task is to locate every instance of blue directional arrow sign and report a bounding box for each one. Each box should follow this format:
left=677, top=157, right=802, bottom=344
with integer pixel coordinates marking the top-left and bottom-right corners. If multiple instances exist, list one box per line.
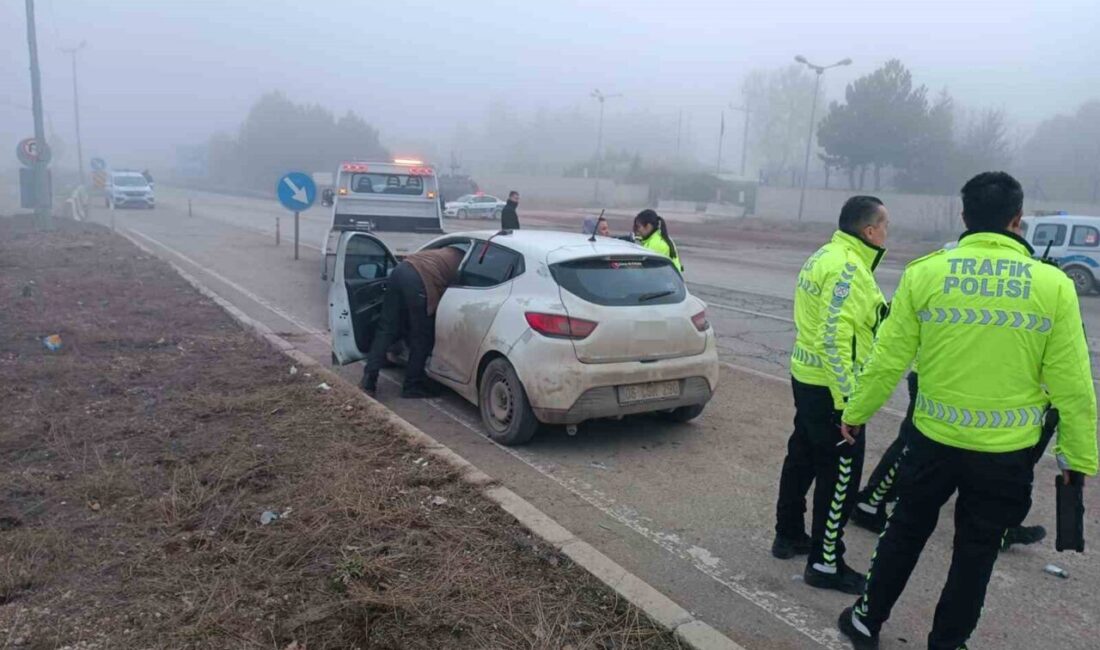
left=90, top=157, right=106, bottom=171
left=276, top=171, right=316, bottom=212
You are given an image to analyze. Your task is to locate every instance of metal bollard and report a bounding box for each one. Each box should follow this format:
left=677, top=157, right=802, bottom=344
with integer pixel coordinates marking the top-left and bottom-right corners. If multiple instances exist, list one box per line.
left=276, top=217, right=280, bottom=246
left=294, top=210, right=300, bottom=260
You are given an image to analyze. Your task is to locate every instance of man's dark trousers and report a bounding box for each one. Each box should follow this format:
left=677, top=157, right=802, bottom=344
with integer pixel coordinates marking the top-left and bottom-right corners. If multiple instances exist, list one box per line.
left=776, top=377, right=866, bottom=570
left=857, top=372, right=919, bottom=509
left=852, top=431, right=1033, bottom=649
left=364, top=262, right=435, bottom=390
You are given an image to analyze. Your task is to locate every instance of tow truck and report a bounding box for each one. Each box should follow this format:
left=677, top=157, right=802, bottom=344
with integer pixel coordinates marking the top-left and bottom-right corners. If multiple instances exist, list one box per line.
left=320, top=159, right=443, bottom=280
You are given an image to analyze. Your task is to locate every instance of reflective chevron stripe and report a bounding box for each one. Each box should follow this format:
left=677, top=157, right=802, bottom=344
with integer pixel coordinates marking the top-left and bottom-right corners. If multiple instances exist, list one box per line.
left=867, top=462, right=897, bottom=507
left=915, top=393, right=1046, bottom=428
left=792, top=345, right=824, bottom=368
left=917, top=308, right=1051, bottom=333
left=820, top=455, right=854, bottom=569
left=823, top=264, right=856, bottom=399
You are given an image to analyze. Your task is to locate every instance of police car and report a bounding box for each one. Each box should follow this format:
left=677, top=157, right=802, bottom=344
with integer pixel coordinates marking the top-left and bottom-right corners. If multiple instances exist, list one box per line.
left=1022, top=214, right=1100, bottom=295
left=443, top=193, right=506, bottom=220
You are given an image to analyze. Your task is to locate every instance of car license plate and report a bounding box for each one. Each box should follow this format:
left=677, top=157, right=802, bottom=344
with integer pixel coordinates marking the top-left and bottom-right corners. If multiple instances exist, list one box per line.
left=618, top=380, right=681, bottom=404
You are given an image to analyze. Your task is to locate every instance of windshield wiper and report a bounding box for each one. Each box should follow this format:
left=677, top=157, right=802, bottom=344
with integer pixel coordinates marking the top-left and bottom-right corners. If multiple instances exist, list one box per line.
left=638, top=290, right=675, bottom=302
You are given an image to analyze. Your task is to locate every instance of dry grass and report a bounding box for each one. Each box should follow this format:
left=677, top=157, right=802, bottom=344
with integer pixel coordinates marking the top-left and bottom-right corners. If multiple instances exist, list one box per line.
left=0, top=216, right=681, bottom=650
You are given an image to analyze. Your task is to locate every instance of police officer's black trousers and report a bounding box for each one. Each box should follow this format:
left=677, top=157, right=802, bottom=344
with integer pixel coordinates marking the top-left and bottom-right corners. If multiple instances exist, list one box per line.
left=776, top=378, right=865, bottom=569
left=853, top=431, right=1033, bottom=650
left=857, top=372, right=919, bottom=509
left=362, top=262, right=435, bottom=390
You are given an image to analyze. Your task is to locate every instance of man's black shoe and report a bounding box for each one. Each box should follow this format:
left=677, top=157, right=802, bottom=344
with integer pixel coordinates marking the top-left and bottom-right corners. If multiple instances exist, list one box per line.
left=850, top=502, right=888, bottom=535
left=805, top=561, right=866, bottom=595
left=359, top=374, right=378, bottom=397
left=401, top=382, right=441, bottom=399
left=771, top=533, right=812, bottom=559
left=837, top=606, right=879, bottom=650
left=1001, top=524, right=1046, bottom=551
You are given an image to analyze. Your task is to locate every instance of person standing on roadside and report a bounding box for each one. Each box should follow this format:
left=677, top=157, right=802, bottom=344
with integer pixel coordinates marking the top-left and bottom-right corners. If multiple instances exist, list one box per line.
left=360, top=245, right=465, bottom=399
left=836, top=172, right=1097, bottom=650
left=633, top=209, right=683, bottom=271
left=772, top=196, right=890, bottom=596
left=501, top=191, right=521, bottom=230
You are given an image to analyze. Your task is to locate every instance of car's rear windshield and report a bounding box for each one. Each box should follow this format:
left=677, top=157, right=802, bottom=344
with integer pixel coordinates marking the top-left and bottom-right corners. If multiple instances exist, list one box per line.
left=551, top=256, right=686, bottom=306
left=349, top=173, right=425, bottom=196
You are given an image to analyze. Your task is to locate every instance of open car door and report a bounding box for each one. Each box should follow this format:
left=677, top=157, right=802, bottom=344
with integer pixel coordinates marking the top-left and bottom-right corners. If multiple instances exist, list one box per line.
left=329, top=231, right=398, bottom=365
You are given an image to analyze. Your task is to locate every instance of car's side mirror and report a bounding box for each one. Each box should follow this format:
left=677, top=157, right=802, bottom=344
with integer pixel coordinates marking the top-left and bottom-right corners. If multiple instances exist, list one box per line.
left=321, top=188, right=335, bottom=206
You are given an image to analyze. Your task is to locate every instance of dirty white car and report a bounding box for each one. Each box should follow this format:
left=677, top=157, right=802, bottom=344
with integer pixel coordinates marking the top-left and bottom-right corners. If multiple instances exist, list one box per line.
left=328, top=230, right=719, bottom=445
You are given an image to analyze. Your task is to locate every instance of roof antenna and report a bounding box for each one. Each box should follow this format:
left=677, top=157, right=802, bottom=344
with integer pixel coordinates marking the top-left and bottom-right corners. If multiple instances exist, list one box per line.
left=588, top=209, right=605, bottom=243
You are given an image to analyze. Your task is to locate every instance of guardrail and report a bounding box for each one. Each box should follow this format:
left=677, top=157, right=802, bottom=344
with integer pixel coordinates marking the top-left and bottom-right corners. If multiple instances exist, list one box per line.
left=66, top=185, right=88, bottom=221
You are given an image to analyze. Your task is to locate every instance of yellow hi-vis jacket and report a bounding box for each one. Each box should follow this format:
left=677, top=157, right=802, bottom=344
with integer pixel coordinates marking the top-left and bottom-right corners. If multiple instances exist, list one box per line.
left=790, top=230, right=888, bottom=410
left=844, top=231, right=1098, bottom=475
left=639, top=230, right=684, bottom=271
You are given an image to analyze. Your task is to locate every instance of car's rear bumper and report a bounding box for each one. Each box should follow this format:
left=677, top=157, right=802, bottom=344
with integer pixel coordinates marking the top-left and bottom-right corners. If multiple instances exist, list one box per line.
left=518, top=334, right=720, bottom=425
left=532, top=376, right=713, bottom=424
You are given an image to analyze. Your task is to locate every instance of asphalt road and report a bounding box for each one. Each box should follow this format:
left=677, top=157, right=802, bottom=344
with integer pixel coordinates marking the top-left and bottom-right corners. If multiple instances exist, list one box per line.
left=82, top=188, right=1100, bottom=650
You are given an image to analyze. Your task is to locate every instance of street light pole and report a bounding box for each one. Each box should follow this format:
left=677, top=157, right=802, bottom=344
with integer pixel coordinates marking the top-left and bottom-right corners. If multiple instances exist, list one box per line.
left=24, top=0, right=51, bottom=225
left=590, top=89, right=621, bottom=204
left=61, top=41, right=87, bottom=188
left=794, top=55, right=851, bottom=222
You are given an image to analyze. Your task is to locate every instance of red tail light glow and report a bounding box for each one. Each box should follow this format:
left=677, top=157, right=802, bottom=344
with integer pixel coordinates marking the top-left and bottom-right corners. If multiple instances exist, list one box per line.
left=525, top=312, right=597, bottom=340
left=692, top=310, right=709, bottom=331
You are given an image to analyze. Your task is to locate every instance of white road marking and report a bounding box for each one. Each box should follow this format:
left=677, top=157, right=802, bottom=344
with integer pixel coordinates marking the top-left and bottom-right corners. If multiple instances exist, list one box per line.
left=706, top=300, right=795, bottom=324
left=123, top=228, right=326, bottom=337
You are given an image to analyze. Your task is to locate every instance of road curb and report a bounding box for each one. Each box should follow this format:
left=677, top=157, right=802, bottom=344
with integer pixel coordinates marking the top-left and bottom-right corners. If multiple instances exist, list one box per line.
left=114, top=225, right=748, bottom=650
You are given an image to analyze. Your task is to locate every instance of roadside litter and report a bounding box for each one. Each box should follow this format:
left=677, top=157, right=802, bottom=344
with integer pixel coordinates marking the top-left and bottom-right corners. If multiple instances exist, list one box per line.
left=1043, top=564, right=1069, bottom=579
left=260, top=507, right=293, bottom=525
left=43, top=334, right=63, bottom=351
left=317, top=382, right=332, bottom=391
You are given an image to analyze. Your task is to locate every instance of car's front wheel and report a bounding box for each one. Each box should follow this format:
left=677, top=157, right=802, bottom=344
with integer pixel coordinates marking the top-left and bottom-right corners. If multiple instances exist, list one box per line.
left=493, top=208, right=502, bottom=221
left=479, top=357, right=539, bottom=445
left=661, top=403, right=706, bottom=422
left=457, top=209, right=468, bottom=220
left=1064, top=266, right=1095, bottom=296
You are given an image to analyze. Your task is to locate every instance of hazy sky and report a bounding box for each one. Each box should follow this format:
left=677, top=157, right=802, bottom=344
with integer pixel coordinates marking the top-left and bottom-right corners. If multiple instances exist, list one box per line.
left=3, top=0, right=1099, bottom=171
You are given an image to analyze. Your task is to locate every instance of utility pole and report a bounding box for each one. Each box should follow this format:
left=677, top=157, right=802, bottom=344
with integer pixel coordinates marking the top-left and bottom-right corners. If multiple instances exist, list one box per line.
left=794, top=55, right=851, bottom=221
left=25, top=0, right=52, bottom=226
left=716, top=110, right=725, bottom=174
left=590, top=89, right=621, bottom=204
left=675, top=108, right=683, bottom=160
left=61, top=41, right=87, bottom=188
left=729, top=101, right=750, bottom=177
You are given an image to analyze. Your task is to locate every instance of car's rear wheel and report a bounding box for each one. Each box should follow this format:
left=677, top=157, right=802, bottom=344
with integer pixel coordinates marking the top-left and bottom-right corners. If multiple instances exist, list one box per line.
left=1064, top=266, right=1095, bottom=296
left=493, top=208, right=502, bottom=221
left=457, top=209, right=468, bottom=220
left=479, top=358, right=538, bottom=446
left=661, top=403, right=706, bottom=423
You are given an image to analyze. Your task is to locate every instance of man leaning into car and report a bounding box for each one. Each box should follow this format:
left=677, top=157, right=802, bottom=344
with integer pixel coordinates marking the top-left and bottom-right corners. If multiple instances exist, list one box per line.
left=360, top=245, right=464, bottom=398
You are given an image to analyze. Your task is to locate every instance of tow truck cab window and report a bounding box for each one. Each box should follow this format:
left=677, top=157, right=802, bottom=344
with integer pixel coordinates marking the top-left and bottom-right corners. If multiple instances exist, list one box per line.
left=460, top=242, right=524, bottom=288
left=1031, top=223, right=1066, bottom=247
left=350, top=173, right=425, bottom=196
left=344, top=236, right=395, bottom=281
left=1070, top=225, right=1100, bottom=247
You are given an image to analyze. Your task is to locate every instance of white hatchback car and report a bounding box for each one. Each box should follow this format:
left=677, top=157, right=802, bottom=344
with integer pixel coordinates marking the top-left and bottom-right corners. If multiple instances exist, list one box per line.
left=328, top=230, right=719, bottom=444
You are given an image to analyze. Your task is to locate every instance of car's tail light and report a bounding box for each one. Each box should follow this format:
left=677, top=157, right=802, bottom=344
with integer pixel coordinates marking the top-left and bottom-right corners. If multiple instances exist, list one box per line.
left=525, top=312, right=597, bottom=340
left=691, top=310, right=709, bottom=331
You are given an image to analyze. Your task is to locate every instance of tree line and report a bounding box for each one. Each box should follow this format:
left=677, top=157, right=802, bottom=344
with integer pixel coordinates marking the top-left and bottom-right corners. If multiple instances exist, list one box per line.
left=206, top=92, right=388, bottom=191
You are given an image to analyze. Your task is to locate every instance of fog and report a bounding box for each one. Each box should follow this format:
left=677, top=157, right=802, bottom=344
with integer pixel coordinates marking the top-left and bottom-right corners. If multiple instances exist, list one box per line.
left=3, top=0, right=1099, bottom=189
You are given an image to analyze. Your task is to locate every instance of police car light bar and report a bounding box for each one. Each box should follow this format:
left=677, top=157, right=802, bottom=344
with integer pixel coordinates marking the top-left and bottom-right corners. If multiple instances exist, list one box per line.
left=341, top=163, right=369, bottom=172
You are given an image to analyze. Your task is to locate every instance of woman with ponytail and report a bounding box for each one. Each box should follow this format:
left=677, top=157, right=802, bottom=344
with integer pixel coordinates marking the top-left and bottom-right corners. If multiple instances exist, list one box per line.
left=633, top=209, right=683, bottom=271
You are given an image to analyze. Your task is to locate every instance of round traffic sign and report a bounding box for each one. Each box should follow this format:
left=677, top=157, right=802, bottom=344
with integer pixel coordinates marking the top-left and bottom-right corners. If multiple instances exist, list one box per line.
left=90, top=157, right=106, bottom=171
left=16, top=137, right=51, bottom=166
left=276, top=171, right=317, bottom=212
